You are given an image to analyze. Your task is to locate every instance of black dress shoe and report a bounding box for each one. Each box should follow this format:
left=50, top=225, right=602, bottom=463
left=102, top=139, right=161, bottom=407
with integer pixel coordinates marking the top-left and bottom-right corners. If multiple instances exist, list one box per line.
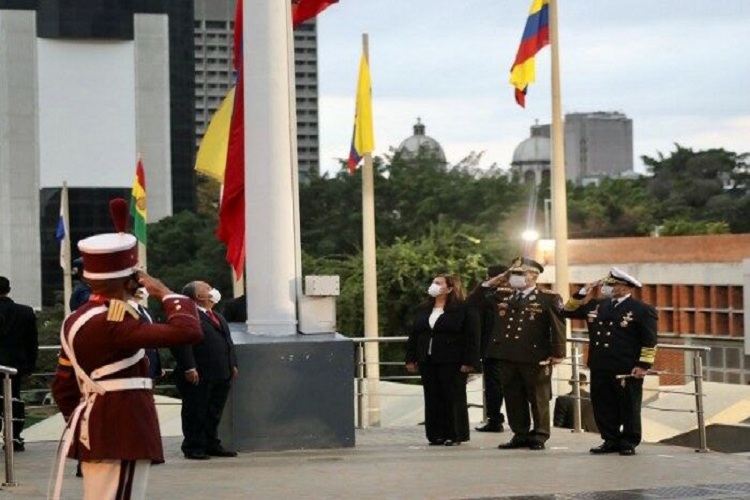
left=528, top=441, right=545, bottom=450
left=184, top=451, right=210, bottom=460
left=497, top=440, right=528, bottom=449
left=619, top=447, right=636, bottom=456
left=428, top=440, right=445, bottom=446
left=589, top=442, right=620, bottom=454
left=475, top=422, right=504, bottom=433
left=207, top=447, right=238, bottom=457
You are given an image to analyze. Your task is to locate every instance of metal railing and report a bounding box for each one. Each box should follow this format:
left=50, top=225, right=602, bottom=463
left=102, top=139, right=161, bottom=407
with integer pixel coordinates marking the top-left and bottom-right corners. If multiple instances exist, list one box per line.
left=353, top=336, right=712, bottom=452
left=0, top=364, right=18, bottom=487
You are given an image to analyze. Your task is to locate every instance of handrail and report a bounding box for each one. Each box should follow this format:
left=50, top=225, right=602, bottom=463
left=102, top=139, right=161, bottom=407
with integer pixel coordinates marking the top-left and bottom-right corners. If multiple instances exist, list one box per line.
left=0, top=364, right=18, bottom=487
left=351, top=337, right=712, bottom=451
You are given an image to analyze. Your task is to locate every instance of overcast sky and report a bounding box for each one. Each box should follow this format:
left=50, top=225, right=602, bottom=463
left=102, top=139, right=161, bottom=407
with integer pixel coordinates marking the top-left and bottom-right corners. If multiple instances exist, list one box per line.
left=315, top=1, right=750, bottom=175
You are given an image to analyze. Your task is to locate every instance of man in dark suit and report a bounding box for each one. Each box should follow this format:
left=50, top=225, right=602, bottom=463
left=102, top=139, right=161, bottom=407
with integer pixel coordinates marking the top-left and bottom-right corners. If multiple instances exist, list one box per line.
left=475, top=257, right=566, bottom=451
left=0, top=276, right=38, bottom=452
left=469, top=265, right=509, bottom=433
left=562, top=267, right=657, bottom=456
left=553, top=372, right=598, bottom=433
left=172, top=281, right=239, bottom=460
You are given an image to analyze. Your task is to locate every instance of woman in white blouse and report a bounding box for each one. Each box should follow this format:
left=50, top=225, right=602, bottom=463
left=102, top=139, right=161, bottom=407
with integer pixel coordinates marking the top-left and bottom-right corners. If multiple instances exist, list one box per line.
left=405, top=274, right=481, bottom=446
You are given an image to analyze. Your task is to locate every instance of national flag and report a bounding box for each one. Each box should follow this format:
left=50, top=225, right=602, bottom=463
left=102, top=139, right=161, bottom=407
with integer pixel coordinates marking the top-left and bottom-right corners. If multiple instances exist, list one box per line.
left=510, top=0, right=550, bottom=107
left=292, top=0, right=338, bottom=25
left=130, top=159, right=147, bottom=244
left=55, top=187, right=68, bottom=269
left=347, top=52, right=374, bottom=174
left=217, top=0, right=246, bottom=278
left=195, top=87, right=236, bottom=182
left=217, top=0, right=338, bottom=277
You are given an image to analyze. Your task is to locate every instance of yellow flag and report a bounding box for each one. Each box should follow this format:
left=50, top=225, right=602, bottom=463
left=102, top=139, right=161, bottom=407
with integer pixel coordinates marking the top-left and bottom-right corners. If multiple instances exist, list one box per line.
left=353, top=53, right=374, bottom=156
left=195, top=87, right=235, bottom=182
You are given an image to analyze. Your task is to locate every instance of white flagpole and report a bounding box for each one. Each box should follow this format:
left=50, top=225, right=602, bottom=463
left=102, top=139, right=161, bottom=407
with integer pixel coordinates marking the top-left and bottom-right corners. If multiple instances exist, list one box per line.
left=61, top=182, right=72, bottom=315
left=549, top=0, right=575, bottom=426
left=361, top=33, right=380, bottom=427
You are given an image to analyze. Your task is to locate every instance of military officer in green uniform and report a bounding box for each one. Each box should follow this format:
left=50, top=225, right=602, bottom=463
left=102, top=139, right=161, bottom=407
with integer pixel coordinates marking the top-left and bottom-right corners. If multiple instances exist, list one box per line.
left=562, top=267, right=657, bottom=456
left=472, top=257, right=566, bottom=450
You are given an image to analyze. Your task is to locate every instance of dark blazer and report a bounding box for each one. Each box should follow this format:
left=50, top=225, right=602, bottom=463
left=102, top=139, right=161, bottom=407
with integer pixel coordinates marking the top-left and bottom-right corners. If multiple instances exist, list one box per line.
left=171, top=309, right=238, bottom=381
left=405, top=302, right=480, bottom=369
left=0, top=297, right=38, bottom=374
left=563, top=295, right=658, bottom=372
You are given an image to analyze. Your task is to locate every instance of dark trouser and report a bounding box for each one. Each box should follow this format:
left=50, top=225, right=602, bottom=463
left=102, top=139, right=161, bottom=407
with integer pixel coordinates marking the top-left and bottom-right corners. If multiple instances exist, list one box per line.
left=499, top=361, right=551, bottom=444
left=481, top=358, right=505, bottom=425
left=175, top=375, right=232, bottom=454
left=590, top=369, right=643, bottom=449
left=419, top=359, right=469, bottom=443
left=0, top=373, right=25, bottom=444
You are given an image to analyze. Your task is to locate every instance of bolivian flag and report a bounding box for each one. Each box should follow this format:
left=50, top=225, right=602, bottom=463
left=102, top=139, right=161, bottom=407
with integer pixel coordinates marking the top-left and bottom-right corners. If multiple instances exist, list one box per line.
left=130, top=159, right=147, bottom=244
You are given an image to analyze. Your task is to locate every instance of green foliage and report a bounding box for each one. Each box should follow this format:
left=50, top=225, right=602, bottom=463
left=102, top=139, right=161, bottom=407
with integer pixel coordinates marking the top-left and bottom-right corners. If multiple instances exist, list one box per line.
left=147, top=210, right=232, bottom=299
left=658, top=219, right=730, bottom=236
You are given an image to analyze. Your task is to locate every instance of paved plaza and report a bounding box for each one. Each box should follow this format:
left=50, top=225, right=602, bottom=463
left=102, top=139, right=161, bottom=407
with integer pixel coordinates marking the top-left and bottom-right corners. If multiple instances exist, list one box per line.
left=2, top=426, right=750, bottom=499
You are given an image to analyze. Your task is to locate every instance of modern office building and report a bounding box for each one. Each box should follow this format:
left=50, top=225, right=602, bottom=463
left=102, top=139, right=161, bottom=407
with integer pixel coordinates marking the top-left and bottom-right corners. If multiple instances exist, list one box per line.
left=0, top=1, right=196, bottom=307
left=194, top=0, right=320, bottom=181
left=534, top=234, right=750, bottom=385
left=512, top=112, right=634, bottom=186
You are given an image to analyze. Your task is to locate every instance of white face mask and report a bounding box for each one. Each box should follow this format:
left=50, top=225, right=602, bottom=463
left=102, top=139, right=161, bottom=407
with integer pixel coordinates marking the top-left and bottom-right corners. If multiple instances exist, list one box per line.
left=137, top=288, right=149, bottom=302
left=208, top=288, right=222, bottom=304
left=509, top=274, right=527, bottom=289
left=599, top=285, right=614, bottom=298
left=427, top=283, right=444, bottom=297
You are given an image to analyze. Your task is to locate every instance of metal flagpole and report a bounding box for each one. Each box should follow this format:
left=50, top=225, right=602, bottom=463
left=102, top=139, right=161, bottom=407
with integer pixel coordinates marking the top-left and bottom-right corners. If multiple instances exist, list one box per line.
left=361, top=33, right=381, bottom=427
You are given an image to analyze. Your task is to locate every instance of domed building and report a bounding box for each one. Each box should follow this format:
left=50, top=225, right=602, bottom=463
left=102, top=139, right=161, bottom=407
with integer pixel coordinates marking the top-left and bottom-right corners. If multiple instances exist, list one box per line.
left=511, top=124, right=550, bottom=185
left=397, top=118, right=447, bottom=164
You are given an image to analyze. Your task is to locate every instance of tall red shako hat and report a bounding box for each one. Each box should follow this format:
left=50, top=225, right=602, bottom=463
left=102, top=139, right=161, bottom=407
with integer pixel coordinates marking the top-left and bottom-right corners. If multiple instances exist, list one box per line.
left=77, top=199, right=138, bottom=280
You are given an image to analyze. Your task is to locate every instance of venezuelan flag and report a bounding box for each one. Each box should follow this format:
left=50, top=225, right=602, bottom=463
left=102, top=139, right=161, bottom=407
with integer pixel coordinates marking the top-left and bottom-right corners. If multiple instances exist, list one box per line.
left=510, top=0, right=550, bottom=107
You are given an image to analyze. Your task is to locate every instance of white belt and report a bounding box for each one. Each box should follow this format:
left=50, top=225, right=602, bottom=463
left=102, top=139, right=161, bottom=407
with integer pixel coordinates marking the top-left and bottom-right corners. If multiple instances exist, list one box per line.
left=97, top=377, right=153, bottom=391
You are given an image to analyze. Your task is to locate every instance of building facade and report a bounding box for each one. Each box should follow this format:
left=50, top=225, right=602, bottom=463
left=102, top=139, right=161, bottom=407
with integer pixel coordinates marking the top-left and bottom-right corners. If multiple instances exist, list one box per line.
left=0, top=0, right=196, bottom=307
left=194, top=0, right=320, bottom=181
left=512, top=112, right=634, bottom=186
left=534, top=234, right=750, bottom=385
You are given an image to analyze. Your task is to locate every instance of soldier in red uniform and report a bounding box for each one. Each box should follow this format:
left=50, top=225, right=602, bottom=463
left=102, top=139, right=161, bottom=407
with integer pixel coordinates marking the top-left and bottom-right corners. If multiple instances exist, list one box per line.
left=51, top=202, right=203, bottom=500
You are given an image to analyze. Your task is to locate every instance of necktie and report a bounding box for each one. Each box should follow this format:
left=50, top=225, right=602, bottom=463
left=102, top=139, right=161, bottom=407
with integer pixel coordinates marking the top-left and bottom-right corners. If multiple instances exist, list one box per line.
left=611, top=299, right=619, bottom=308
left=207, top=310, right=220, bottom=326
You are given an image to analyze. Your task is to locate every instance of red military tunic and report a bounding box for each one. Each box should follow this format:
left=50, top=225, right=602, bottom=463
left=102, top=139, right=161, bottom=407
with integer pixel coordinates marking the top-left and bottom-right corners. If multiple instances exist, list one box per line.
left=52, top=294, right=202, bottom=462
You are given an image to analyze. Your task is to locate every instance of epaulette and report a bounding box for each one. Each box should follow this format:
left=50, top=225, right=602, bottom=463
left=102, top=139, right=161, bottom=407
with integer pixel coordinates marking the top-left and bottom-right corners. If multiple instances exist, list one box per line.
left=106, top=299, right=139, bottom=322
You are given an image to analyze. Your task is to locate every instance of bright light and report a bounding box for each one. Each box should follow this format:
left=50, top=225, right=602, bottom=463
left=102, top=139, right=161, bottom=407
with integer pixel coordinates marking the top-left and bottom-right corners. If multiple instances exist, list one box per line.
left=521, top=229, right=540, bottom=242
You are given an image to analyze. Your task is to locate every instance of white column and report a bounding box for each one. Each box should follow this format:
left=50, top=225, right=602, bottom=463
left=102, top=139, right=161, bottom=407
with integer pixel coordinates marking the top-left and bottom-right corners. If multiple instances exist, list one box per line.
left=243, top=0, right=299, bottom=335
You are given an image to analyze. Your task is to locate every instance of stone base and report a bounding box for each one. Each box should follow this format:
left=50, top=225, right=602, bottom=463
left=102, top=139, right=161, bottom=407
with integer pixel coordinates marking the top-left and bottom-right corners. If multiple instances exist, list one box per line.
left=219, top=326, right=355, bottom=451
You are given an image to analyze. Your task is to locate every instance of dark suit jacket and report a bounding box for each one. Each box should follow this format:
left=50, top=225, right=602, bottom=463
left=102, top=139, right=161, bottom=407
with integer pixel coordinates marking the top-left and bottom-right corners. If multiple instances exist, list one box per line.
left=405, top=302, right=480, bottom=370
left=0, top=297, right=38, bottom=374
left=171, top=309, right=238, bottom=381
left=221, top=295, right=247, bottom=323
left=563, top=295, right=658, bottom=372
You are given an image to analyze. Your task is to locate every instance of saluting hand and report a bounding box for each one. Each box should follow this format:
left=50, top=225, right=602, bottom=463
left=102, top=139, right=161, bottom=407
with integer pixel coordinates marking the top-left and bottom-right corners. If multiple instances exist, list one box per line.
left=136, top=270, right=172, bottom=301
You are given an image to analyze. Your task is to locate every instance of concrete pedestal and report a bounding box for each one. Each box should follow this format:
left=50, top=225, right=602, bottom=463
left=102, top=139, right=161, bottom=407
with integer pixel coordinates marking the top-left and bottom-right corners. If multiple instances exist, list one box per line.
left=219, top=326, right=355, bottom=451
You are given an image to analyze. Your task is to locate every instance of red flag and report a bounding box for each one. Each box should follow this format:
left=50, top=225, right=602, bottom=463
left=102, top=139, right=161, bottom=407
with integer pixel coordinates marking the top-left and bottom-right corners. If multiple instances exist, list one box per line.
left=218, top=0, right=339, bottom=278
left=292, top=0, right=338, bottom=25
left=217, top=0, right=246, bottom=277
